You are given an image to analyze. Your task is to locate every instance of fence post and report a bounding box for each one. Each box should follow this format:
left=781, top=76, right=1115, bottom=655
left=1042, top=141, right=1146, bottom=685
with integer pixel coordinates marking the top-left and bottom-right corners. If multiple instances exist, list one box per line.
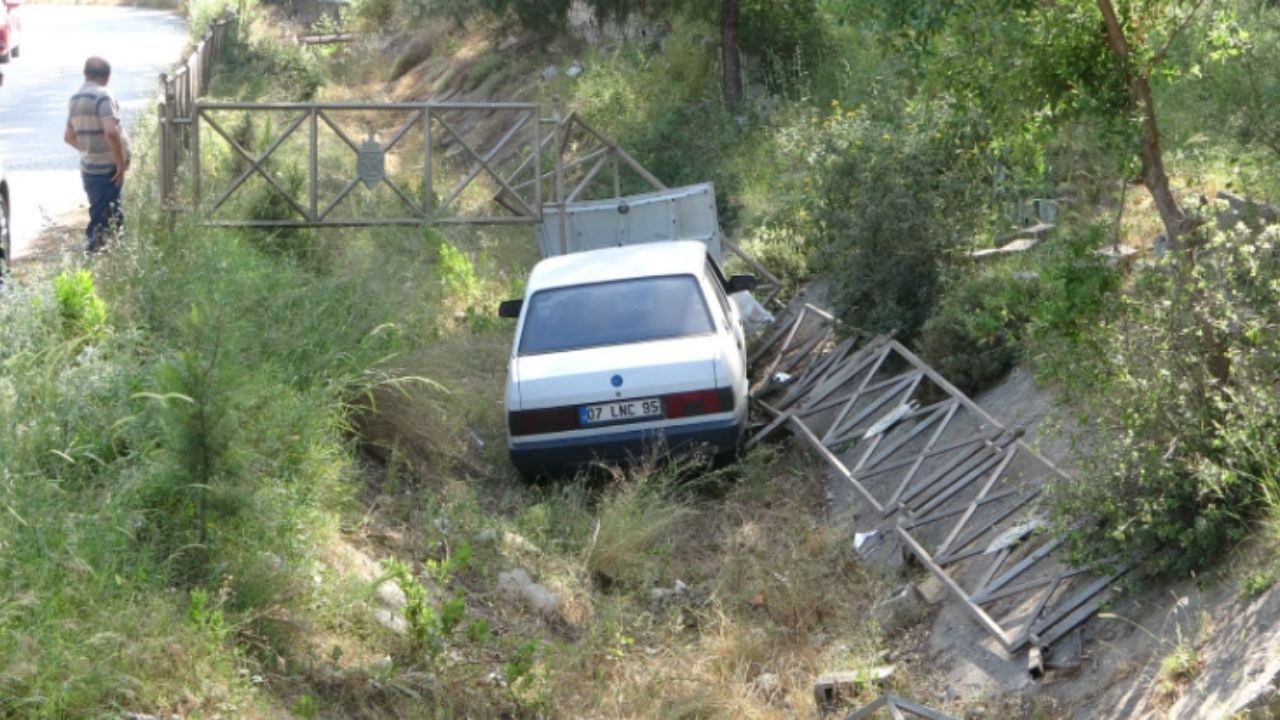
left=192, top=108, right=201, bottom=215
left=552, top=105, right=566, bottom=254
left=160, top=72, right=180, bottom=228
left=158, top=99, right=174, bottom=230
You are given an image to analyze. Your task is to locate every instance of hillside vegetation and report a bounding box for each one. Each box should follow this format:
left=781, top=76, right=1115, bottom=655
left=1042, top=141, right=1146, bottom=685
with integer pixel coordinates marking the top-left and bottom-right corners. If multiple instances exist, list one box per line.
left=4, top=0, right=1280, bottom=717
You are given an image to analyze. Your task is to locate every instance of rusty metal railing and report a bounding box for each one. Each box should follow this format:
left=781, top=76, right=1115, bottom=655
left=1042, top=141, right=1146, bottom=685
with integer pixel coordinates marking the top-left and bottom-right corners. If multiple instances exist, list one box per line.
left=157, top=13, right=237, bottom=212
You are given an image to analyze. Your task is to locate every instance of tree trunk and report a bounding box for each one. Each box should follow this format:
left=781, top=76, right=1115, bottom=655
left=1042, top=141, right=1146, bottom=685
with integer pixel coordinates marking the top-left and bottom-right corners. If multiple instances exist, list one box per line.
left=1096, top=0, right=1193, bottom=247
left=721, top=0, right=742, bottom=111
left=1131, top=74, right=1195, bottom=246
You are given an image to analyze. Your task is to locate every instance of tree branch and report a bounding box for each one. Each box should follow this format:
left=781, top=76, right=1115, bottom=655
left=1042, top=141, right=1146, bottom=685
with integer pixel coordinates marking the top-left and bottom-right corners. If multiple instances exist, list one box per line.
left=1151, top=0, right=1209, bottom=67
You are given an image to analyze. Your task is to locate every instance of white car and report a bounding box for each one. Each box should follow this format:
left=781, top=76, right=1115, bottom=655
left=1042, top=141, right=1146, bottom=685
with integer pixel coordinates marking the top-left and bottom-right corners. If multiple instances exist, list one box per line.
left=499, top=241, right=757, bottom=477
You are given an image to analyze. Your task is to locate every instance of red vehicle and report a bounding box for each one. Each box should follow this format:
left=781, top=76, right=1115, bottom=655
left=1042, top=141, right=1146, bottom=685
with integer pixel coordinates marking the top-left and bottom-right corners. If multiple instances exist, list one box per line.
left=0, top=0, right=21, bottom=64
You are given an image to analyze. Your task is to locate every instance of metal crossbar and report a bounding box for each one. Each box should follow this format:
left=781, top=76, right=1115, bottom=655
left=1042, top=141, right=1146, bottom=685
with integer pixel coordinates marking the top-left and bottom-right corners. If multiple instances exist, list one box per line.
left=845, top=694, right=957, bottom=720
left=751, top=307, right=1126, bottom=657
left=180, top=102, right=542, bottom=226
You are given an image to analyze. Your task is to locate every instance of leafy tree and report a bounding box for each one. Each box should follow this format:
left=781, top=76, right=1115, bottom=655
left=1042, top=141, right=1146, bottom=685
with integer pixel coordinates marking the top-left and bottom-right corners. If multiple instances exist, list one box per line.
left=722, top=0, right=742, bottom=109
left=850, top=0, right=1210, bottom=246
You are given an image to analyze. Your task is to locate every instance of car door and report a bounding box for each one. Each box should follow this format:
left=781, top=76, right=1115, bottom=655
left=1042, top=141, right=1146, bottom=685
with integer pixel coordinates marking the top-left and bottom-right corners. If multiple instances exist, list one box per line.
left=703, top=258, right=747, bottom=400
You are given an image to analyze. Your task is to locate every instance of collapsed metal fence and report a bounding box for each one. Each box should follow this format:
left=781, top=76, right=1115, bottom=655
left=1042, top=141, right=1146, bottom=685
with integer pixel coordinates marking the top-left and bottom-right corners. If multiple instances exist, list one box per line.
left=500, top=110, right=784, bottom=304
left=750, top=304, right=1126, bottom=661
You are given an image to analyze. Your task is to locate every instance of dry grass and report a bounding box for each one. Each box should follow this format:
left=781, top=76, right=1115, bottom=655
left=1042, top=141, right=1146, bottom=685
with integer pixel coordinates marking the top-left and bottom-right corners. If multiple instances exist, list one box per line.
left=502, top=449, right=893, bottom=718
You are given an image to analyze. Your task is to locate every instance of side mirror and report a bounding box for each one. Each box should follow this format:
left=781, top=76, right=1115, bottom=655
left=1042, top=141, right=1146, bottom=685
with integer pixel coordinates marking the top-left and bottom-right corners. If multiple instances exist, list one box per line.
left=498, top=299, right=523, bottom=319
left=726, top=274, right=758, bottom=293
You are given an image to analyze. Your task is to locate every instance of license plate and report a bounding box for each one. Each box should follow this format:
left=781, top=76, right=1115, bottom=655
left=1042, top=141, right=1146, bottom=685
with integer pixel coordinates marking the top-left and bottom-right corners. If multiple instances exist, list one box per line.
left=579, top=398, right=663, bottom=425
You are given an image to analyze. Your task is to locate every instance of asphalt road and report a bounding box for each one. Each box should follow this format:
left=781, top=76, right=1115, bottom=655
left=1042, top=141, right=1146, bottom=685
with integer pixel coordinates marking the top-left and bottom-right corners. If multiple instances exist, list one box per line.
left=0, top=6, right=186, bottom=258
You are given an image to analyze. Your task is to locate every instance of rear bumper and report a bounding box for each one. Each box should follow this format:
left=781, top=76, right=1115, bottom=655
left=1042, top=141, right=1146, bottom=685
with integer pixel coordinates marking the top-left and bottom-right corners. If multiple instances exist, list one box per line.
left=509, top=417, right=741, bottom=475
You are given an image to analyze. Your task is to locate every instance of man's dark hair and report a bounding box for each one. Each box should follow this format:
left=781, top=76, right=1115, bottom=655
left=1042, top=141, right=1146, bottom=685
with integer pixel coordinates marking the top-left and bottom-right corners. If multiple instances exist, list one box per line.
left=84, top=57, right=111, bottom=82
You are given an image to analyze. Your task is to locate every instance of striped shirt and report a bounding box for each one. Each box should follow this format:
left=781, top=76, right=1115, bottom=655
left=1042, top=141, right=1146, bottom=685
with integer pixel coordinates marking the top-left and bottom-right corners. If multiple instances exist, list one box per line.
left=67, top=81, right=129, bottom=175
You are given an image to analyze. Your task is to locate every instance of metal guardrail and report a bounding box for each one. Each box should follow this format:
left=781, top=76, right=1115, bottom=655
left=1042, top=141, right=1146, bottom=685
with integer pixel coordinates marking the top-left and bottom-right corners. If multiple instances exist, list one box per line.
left=157, top=13, right=237, bottom=209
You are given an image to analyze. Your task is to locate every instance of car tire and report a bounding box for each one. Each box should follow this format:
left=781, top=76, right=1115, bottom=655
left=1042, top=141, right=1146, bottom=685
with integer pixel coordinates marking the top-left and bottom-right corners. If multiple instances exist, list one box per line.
left=10, top=46, right=18, bottom=59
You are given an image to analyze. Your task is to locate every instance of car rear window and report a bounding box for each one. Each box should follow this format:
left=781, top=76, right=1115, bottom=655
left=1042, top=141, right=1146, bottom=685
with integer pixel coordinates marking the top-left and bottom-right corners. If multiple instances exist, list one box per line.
left=519, top=275, right=714, bottom=355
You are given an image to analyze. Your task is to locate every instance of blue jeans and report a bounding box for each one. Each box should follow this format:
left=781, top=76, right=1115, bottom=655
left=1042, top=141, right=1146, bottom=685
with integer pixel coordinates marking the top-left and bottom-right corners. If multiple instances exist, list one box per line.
left=82, top=170, right=123, bottom=252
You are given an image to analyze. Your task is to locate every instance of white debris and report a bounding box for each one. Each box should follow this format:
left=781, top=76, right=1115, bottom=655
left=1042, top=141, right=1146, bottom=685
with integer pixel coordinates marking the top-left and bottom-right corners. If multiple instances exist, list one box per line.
left=565, top=61, right=584, bottom=78
left=541, top=65, right=559, bottom=81
left=853, top=530, right=880, bottom=553
left=732, top=291, right=775, bottom=334
left=375, top=579, right=407, bottom=611
left=862, top=400, right=919, bottom=439
left=772, top=372, right=793, bottom=386
left=373, top=607, right=408, bottom=635
left=497, top=568, right=561, bottom=617
left=983, top=518, right=1046, bottom=555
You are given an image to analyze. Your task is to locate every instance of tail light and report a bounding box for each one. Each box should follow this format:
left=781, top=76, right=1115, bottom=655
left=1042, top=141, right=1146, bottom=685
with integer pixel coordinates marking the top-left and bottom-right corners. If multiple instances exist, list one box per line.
left=664, top=387, right=735, bottom=419
left=508, top=406, right=580, bottom=437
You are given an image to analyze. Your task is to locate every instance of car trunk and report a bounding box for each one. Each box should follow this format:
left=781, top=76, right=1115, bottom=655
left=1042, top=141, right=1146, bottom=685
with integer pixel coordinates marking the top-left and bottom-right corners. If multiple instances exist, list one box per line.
left=514, top=335, right=721, bottom=410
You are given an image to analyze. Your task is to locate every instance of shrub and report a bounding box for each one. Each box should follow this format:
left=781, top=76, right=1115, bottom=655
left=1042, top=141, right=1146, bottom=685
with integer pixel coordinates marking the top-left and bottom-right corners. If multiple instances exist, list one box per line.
left=53, top=270, right=108, bottom=340
left=1028, top=222, right=1121, bottom=344
left=1054, top=226, right=1280, bottom=576
left=811, top=104, right=993, bottom=339
left=1024, top=222, right=1121, bottom=392
left=918, top=270, right=1039, bottom=395
left=211, top=35, right=325, bottom=101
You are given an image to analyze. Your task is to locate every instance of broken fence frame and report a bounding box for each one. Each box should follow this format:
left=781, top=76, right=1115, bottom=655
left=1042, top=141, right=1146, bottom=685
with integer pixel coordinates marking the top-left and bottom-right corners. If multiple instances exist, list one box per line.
left=749, top=307, right=1127, bottom=657
left=844, top=694, right=956, bottom=720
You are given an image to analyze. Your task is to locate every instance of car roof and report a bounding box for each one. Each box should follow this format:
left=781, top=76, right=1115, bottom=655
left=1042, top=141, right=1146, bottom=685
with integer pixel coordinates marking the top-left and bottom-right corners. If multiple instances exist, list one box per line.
left=526, top=241, right=712, bottom=294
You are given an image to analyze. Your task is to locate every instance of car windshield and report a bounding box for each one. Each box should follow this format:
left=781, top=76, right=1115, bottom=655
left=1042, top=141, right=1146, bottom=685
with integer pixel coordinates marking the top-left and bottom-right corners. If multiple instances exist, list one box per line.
left=519, top=275, right=714, bottom=355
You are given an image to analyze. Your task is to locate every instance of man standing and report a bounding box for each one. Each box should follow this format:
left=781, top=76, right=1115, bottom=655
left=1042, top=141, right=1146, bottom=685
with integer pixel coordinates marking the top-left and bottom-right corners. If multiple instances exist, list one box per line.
left=64, top=56, right=128, bottom=253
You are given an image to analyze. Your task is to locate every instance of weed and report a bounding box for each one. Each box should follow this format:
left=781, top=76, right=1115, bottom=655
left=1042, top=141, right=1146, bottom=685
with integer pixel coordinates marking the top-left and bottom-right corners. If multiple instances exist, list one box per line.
left=52, top=269, right=107, bottom=340
left=436, top=237, right=480, bottom=302
left=1239, top=570, right=1275, bottom=599
left=383, top=557, right=453, bottom=659
left=504, top=637, right=544, bottom=709
left=465, top=618, right=491, bottom=643
left=504, top=638, right=538, bottom=685
left=186, top=587, right=228, bottom=645
left=587, top=464, right=697, bottom=590
left=1156, top=641, right=1201, bottom=703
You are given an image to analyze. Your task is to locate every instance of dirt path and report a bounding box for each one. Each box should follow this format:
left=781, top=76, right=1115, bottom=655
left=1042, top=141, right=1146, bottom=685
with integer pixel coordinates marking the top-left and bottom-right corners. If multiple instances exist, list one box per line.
left=7, top=208, right=89, bottom=278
